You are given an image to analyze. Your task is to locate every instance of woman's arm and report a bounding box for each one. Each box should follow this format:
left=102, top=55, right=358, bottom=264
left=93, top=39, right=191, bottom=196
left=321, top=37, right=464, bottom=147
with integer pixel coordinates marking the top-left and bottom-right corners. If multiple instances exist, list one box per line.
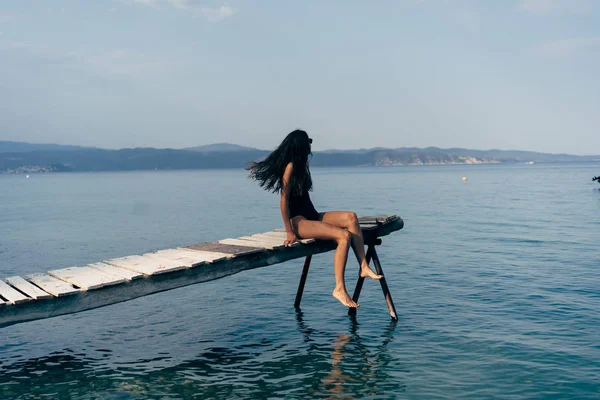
left=280, top=162, right=297, bottom=246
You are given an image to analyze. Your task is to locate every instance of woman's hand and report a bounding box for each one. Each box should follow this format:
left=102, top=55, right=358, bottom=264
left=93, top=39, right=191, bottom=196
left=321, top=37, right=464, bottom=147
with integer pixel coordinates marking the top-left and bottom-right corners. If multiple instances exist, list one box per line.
left=284, top=230, right=298, bottom=247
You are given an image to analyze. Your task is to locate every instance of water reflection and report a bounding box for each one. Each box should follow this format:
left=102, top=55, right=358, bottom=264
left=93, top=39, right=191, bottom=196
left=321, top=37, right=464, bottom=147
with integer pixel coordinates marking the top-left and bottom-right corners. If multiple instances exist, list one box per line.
left=1, top=316, right=406, bottom=399
left=296, top=311, right=405, bottom=398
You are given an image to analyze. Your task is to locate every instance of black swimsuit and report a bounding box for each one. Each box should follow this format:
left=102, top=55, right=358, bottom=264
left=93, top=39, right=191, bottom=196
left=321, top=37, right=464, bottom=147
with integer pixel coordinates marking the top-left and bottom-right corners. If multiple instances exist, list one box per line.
left=289, top=191, right=320, bottom=221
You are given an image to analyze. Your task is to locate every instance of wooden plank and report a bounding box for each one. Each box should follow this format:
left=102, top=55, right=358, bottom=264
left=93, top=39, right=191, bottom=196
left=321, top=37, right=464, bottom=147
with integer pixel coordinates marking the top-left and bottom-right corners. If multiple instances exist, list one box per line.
left=27, top=274, right=80, bottom=297
left=5, top=276, right=53, bottom=300
left=143, top=252, right=199, bottom=268
left=105, top=254, right=188, bottom=276
left=252, top=233, right=315, bottom=244
left=49, top=266, right=127, bottom=291
left=87, top=262, right=143, bottom=281
left=0, top=280, right=31, bottom=304
left=236, top=237, right=281, bottom=250
left=359, top=215, right=398, bottom=224
left=184, top=242, right=264, bottom=256
left=359, top=223, right=379, bottom=231
left=177, top=248, right=235, bottom=260
left=218, top=238, right=270, bottom=249
left=247, top=234, right=286, bottom=244
left=149, top=248, right=229, bottom=265
left=242, top=235, right=288, bottom=244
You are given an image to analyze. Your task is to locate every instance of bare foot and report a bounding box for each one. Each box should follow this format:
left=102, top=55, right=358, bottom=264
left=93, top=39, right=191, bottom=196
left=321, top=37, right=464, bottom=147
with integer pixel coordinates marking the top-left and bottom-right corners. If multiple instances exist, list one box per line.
left=332, top=288, right=359, bottom=308
left=360, top=266, right=383, bottom=280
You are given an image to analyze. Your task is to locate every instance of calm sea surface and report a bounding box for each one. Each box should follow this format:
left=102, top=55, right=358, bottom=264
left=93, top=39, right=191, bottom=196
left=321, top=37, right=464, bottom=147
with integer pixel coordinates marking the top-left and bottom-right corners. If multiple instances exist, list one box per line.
left=1, top=163, right=599, bottom=399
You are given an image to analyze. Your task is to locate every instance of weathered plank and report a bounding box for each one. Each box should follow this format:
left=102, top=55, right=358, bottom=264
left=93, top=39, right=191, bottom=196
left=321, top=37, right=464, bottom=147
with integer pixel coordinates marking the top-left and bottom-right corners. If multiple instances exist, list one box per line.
left=149, top=248, right=229, bottom=265
left=184, top=242, right=264, bottom=256
left=237, top=236, right=286, bottom=250
left=105, top=254, right=188, bottom=276
left=218, top=238, right=271, bottom=249
left=143, top=251, right=201, bottom=268
left=5, top=276, right=53, bottom=300
left=176, top=248, right=235, bottom=260
left=87, top=262, right=143, bottom=281
left=359, top=215, right=398, bottom=224
left=27, top=274, right=80, bottom=297
left=252, top=233, right=315, bottom=244
left=49, top=266, right=127, bottom=291
left=0, top=280, right=31, bottom=304
left=360, top=224, right=379, bottom=231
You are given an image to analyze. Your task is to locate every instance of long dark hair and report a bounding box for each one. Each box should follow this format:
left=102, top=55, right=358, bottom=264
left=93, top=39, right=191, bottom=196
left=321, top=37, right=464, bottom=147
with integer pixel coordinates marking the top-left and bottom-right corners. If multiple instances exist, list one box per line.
left=247, top=129, right=313, bottom=195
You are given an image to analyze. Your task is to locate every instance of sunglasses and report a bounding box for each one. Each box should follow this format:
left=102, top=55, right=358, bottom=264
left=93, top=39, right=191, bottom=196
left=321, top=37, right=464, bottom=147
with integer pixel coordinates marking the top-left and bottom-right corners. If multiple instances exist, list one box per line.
left=308, top=138, right=313, bottom=144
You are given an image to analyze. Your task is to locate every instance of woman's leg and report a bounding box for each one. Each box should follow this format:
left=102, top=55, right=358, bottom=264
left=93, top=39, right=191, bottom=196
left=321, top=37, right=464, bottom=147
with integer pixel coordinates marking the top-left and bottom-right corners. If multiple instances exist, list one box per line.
left=291, top=216, right=359, bottom=308
left=320, top=211, right=382, bottom=280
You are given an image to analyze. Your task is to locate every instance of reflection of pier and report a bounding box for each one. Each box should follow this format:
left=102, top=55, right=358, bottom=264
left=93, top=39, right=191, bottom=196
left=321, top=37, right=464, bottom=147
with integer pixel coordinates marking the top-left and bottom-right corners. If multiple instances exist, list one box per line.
left=1, top=314, right=406, bottom=399
left=295, top=310, right=405, bottom=398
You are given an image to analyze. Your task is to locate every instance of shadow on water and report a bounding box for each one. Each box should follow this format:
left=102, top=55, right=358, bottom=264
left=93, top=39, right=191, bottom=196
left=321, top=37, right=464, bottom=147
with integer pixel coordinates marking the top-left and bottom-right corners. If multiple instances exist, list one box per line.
left=0, top=315, right=406, bottom=399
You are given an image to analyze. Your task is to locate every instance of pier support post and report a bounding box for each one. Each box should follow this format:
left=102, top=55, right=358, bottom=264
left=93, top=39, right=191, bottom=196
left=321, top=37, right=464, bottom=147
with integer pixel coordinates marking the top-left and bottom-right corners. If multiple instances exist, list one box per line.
left=294, top=255, right=312, bottom=309
left=348, top=239, right=399, bottom=321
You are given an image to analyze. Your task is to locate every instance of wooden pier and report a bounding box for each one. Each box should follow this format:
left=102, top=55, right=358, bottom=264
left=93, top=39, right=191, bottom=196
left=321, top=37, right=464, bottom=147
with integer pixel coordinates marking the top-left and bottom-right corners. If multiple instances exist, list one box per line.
left=0, top=215, right=403, bottom=328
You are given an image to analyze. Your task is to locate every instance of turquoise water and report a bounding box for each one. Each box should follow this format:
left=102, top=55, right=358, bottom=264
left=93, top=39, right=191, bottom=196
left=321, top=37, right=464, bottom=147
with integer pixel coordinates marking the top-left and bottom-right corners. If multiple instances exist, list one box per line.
left=1, top=163, right=599, bottom=399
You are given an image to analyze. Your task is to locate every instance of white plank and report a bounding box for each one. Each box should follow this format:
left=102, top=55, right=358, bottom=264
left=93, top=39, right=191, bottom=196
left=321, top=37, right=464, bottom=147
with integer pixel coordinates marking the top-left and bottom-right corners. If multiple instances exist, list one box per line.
left=49, top=266, right=127, bottom=291
left=0, top=280, right=31, bottom=304
left=87, top=262, right=143, bottom=281
left=5, top=276, right=53, bottom=300
left=177, top=248, right=235, bottom=260
left=239, top=236, right=286, bottom=248
left=142, top=252, right=198, bottom=268
left=147, top=249, right=211, bottom=265
left=235, top=237, right=281, bottom=250
left=155, top=248, right=231, bottom=263
left=252, top=233, right=315, bottom=244
left=218, top=238, right=269, bottom=248
left=27, top=273, right=80, bottom=297
left=266, top=230, right=316, bottom=243
left=105, top=254, right=188, bottom=276
left=250, top=234, right=285, bottom=244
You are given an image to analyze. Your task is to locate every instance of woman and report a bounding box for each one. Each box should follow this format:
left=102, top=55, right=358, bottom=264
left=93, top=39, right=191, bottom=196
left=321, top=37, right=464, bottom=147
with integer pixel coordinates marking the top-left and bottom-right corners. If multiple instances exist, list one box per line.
left=247, top=129, right=382, bottom=308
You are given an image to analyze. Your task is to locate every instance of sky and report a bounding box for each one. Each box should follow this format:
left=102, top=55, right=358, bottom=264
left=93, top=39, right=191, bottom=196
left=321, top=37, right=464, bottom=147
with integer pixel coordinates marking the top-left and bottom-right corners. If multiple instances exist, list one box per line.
left=0, top=0, right=599, bottom=154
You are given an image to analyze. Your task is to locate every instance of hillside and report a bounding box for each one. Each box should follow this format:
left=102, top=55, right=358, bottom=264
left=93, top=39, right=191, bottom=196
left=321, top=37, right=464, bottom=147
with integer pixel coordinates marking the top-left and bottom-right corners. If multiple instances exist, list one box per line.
left=1, top=142, right=598, bottom=173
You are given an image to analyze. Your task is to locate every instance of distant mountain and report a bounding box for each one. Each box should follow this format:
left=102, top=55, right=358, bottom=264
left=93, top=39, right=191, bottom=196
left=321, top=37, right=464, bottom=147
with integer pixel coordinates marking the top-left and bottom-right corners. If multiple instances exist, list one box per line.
left=0, top=141, right=96, bottom=153
left=184, top=143, right=260, bottom=152
left=1, top=142, right=598, bottom=173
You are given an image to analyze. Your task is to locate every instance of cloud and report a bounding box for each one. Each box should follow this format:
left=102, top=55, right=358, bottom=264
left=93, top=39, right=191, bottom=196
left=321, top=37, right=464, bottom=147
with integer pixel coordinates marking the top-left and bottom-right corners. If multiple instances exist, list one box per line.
left=128, top=0, right=236, bottom=20
left=536, top=37, right=600, bottom=57
left=516, top=0, right=593, bottom=15
left=168, top=1, right=235, bottom=20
